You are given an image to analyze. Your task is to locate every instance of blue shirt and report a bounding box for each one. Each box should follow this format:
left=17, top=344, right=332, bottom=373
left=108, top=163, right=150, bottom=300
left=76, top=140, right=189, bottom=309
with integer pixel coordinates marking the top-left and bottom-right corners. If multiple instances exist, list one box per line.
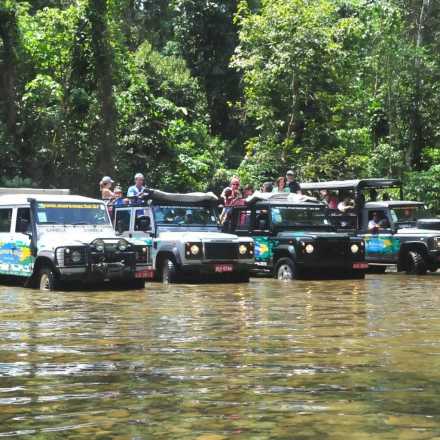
left=127, top=185, right=145, bottom=197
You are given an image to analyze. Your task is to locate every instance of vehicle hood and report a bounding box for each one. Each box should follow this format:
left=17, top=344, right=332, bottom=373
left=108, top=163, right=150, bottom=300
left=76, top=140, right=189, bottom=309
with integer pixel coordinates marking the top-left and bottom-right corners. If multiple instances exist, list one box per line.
left=397, top=228, right=440, bottom=236
left=37, top=227, right=118, bottom=250
left=277, top=231, right=351, bottom=240
left=157, top=231, right=246, bottom=241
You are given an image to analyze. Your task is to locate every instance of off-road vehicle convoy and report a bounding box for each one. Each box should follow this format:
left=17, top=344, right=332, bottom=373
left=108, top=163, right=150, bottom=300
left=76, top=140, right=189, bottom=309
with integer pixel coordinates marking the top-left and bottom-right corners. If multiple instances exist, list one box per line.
left=113, top=190, right=255, bottom=282
left=0, top=188, right=154, bottom=290
left=227, top=193, right=367, bottom=279
left=301, top=179, right=440, bottom=274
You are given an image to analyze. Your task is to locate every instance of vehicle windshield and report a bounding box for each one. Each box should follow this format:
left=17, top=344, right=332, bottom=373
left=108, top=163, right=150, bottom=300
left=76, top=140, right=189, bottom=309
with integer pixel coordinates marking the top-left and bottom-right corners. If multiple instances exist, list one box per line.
left=153, top=205, right=218, bottom=227
left=390, top=206, right=427, bottom=224
left=35, top=202, right=110, bottom=226
left=271, top=206, right=331, bottom=228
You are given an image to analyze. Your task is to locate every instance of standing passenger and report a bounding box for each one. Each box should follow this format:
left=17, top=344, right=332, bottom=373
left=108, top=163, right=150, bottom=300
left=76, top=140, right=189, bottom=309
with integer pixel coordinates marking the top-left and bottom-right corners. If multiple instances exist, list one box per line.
left=100, top=176, right=114, bottom=201
left=273, top=176, right=290, bottom=193
left=127, top=173, right=146, bottom=198
left=286, top=170, right=301, bottom=194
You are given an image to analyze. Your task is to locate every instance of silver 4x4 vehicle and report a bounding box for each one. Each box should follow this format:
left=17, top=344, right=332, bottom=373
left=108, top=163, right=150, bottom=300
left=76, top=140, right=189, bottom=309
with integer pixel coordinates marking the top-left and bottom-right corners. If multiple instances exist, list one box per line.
left=0, top=188, right=154, bottom=290
left=113, top=190, right=254, bottom=282
left=301, top=179, right=440, bottom=275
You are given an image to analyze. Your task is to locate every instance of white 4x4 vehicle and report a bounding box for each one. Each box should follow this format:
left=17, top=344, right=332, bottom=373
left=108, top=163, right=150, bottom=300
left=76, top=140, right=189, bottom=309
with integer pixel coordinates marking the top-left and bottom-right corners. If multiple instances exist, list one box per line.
left=113, top=190, right=254, bottom=282
left=0, top=189, right=154, bottom=290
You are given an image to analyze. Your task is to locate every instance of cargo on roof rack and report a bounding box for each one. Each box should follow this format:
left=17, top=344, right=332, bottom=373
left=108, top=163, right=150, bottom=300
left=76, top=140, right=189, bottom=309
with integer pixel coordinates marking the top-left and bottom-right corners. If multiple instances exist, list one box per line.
left=0, top=188, right=70, bottom=196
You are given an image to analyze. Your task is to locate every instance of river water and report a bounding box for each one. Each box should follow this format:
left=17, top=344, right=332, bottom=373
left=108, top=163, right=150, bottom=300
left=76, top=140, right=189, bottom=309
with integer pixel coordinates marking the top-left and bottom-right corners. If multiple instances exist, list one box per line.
left=0, top=274, right=439, bottom=439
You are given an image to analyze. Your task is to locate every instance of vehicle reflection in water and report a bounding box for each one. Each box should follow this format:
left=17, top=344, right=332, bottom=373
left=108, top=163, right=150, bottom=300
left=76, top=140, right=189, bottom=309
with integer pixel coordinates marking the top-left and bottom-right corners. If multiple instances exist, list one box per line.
left=0, top=275, right=440, bottom=438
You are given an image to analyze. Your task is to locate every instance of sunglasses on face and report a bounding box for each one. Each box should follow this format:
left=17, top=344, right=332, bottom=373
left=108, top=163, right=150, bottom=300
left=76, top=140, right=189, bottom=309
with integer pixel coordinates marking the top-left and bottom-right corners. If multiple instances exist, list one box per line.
left=231, top=183, right=239, bottom=186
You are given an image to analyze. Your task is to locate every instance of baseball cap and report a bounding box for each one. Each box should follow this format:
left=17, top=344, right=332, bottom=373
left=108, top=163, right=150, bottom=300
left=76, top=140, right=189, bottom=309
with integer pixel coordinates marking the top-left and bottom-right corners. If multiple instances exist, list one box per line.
left=134, top=173, right=145, bottom=180
left=100, top=176, right=114, bottom=184
left=286, top=170, right=294, bottom=176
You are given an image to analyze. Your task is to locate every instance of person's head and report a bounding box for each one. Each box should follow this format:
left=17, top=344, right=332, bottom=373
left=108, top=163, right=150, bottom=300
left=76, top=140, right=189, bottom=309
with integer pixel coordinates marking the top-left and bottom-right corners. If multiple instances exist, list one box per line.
left=230, top=176, right=240, bottom=189
left=369, top=189, right=378, bottom=201
left=224, top=187, right=233, bottom=199
left=276, top=176, right=286, bottom=190
left=286, top=170, right=295, bottom=182
left=243, top=184, right=254, bottom=197
left=134, top=173, right=145, bottom=188
left=262, top=181, right=273, bottom=193
left=382, top=192, right=390, bottom=201
left=99, top=176, right=114, bottom=190
left=114, top=186, right=123, bottom=198
left=372, top=212, right=379, bottom=221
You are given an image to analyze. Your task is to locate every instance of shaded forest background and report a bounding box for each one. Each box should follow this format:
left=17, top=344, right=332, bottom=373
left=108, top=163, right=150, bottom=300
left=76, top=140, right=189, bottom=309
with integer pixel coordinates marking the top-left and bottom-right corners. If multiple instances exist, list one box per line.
left=1, top=0, right=440, bottom=208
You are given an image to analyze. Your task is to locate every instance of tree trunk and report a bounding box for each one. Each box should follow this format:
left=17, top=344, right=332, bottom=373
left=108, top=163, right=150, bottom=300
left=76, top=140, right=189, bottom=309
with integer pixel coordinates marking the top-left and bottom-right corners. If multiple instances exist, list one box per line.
left=88, top=0, right=116, bottom=178
left=0, top=7, right=18, bottom=144
left=406, top=0, right=431, bottom=170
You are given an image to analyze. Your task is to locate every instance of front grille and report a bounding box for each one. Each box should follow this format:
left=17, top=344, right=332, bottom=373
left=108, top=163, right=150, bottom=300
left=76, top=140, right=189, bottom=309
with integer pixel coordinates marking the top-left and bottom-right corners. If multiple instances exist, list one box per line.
left=89, top=251, right=136, bottom=266
left=315, top=238, right=348, bottom=259
left=204, top=243, right=238, bottom=260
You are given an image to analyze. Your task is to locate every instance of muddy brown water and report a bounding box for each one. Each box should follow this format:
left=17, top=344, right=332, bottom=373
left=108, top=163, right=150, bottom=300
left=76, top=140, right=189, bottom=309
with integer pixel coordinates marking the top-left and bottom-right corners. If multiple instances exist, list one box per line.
left=0, top=274, right=440, bottom=439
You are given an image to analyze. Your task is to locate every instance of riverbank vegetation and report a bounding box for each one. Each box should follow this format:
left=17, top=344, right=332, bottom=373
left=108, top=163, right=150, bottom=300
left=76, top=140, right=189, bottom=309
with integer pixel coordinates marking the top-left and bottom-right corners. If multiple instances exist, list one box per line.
left=1, top=1, right=439, bottom=209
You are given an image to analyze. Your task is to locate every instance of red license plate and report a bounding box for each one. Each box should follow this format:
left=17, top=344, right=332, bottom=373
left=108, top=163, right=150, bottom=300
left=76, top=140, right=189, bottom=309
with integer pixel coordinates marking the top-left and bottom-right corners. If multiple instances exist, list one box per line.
left=214, top=264, right=234, bottom=273
left=352, top=262, right=368, bottom=269
left=135, top=269, right=154, bottom=279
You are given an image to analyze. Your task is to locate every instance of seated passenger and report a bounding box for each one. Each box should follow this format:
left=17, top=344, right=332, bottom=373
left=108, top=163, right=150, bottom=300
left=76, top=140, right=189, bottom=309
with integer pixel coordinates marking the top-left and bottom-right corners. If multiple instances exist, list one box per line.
left=262, top=182, right=273, bottom=193
left=338, top=197, right=355, bottom=213
left=368, top=212, right=389, bottom=231
left=321, top=190, right=338, bottom=210
left=243, top=184, right=254, bottom=198
left=127, top=173, right=146, bottom=198
left=273, top=176, right=289, bottom=193
left=112, top=186, right=129, bottom=207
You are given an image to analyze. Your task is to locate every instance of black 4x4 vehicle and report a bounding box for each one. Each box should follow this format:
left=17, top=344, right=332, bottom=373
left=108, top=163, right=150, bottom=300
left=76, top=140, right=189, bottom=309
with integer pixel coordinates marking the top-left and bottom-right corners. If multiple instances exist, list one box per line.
left=301, top=179, right=440, bottom=275
left=227, top=193, right=367, bottom=280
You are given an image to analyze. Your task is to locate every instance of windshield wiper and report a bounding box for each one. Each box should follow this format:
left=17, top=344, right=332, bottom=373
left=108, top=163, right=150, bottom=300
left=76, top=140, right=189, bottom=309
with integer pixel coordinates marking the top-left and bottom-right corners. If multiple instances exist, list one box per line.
left=39, top=221, right=59, bottom=225
left=72, top=222, right=89, bottom=225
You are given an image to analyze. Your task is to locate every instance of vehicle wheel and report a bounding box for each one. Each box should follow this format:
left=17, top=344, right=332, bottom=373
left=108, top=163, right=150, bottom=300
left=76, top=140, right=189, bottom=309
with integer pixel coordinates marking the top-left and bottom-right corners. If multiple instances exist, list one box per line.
left=367, top=265, right=387, bottom=274
left=275, top=258, right=299, bottom=281
left=406, top=250, right=427, bottom=275
left=38, top=266, right=60, bottom=291
left=161, top=258, right=180, bottom=283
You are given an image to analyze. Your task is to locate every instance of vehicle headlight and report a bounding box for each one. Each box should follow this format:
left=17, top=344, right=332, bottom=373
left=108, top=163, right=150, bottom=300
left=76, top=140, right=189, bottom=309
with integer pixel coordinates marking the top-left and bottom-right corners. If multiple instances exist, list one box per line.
left=305, top=244, right=314, bottom=254
left=190, top=244, right=200, bottom=256
left=117, top=240, right=128, bottom=252
left=350, top=244, right=360, bottom=254
left=71, top=250, right=82, bottom=263
left=434, top=237, right=440, bottom=249
left=95, top=239, right=105, bottom=252
left=239, top=244, right=248, bottom=255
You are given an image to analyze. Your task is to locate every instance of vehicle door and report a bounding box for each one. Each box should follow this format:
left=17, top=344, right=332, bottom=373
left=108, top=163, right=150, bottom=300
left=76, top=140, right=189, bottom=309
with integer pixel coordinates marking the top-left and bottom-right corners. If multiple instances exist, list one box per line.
left=11, top=207, right=35, bottom=276
left=0, top=207, right=14, bottom=276
left=114, top=208, right=132, bottom=237
left=132, top=207, right=154, bottom=242
left=361, top=209, right=399, bottom=263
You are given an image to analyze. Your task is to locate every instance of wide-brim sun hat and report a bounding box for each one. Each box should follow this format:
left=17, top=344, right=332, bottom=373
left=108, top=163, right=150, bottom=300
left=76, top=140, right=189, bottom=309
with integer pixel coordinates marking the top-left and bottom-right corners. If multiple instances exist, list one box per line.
left=100, top=176, right=114, bottom=185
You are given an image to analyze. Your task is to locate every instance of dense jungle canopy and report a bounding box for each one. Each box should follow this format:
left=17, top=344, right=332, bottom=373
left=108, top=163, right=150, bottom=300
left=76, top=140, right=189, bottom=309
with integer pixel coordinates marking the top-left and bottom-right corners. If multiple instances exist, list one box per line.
left=1, top=0, right=440, bottom=208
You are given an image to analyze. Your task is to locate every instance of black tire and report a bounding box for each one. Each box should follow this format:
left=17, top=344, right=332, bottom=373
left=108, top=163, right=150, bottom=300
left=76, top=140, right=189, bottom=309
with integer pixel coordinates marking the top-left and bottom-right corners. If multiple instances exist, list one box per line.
left=37, top=266, right=60, bottom=291
left=406, top=250, right=427, bottom=275
left=275, top=258, right=300, bottom=280
left=161, top=258, right=180, bottom=283
left=367, top=265, right=387, bottom=274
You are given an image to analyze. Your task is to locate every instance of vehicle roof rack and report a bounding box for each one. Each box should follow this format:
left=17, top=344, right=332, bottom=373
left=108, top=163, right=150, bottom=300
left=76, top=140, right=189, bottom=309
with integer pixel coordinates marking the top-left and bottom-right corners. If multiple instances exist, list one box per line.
left=127, top=189, right=219, bottom=206
left=301, top=178, right=401, bottom=192
left=0, top=188, right=71, bottom=195
left=246, top=191, right=321, bottom=205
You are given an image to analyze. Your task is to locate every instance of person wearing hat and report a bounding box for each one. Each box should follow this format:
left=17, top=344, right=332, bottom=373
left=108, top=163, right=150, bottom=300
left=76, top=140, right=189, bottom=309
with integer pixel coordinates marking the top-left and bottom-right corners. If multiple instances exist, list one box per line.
left=127, top=173, right=146, bottom=198
left=112, top=186, right=129, bottom=207
left=99, top=176, right=114, bottom=200
left=286, top=170, right=301, bottom=194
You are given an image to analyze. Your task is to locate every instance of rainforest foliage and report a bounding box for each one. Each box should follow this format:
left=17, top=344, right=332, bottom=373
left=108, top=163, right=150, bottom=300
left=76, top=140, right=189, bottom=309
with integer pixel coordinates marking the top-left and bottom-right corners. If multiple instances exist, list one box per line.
left=0, top=0, right=440, bottom=207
